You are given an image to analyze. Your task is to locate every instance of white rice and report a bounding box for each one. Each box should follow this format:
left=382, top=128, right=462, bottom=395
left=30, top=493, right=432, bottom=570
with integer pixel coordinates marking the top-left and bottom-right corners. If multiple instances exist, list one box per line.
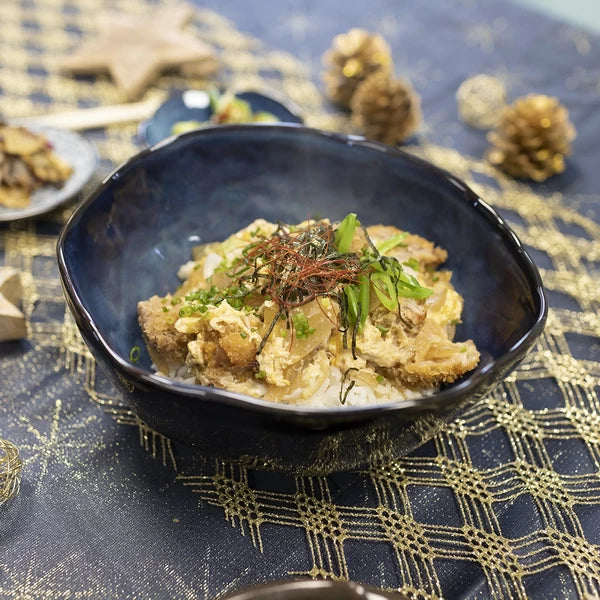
left=156, top=363, right=431, bottom=408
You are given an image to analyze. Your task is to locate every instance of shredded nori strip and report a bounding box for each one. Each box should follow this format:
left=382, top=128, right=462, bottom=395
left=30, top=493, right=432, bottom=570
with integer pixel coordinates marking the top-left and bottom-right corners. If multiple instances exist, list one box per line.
left=256, top=306, right=285, bottom=356
left=340, top=367, right=360, bottom=404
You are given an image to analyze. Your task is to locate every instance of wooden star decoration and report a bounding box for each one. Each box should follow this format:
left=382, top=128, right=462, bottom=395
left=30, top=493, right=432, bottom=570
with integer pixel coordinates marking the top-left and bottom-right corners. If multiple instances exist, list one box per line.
left=59, top=3, right=218, bottom=100
left=0, top=266, right=26, bottom=342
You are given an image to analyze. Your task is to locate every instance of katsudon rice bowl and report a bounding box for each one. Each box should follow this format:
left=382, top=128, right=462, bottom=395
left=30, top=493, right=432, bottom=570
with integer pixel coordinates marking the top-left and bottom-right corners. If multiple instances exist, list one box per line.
left=57, top=125, right=546, bottom=471
left=138, top=215, right=480, bottom=408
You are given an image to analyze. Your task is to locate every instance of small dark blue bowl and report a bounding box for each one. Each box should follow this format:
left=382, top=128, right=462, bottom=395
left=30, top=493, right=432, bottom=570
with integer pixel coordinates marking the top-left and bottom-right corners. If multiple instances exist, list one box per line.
left=57, top=124, right=546, bottom=473
left=140, top=89, right=303, bottom=146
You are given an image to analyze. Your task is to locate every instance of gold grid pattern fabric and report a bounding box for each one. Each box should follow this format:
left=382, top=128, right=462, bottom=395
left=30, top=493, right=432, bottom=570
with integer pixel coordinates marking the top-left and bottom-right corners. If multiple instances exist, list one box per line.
left=1, top=1, right=600, bottom=599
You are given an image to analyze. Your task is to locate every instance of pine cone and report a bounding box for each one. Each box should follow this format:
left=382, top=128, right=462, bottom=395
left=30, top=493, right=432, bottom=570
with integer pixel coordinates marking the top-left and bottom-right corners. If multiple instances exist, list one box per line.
left=322, top=29, right=392, bottom=108
left=351, top=72, right=421, bottom=145
left=486, top=94, right=576, bottom=182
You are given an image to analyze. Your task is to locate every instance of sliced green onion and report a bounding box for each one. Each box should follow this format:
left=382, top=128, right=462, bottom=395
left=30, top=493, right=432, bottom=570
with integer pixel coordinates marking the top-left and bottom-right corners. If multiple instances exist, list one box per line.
left=371, top=273, right=397, bottom=311
left=396, top=271, right=433, bottom=299
left=129, top=346, right=140, bottom=363
left=334, top=213, right=359, bottom=253
left=178, top=305, right=197, bottom=317
left=403, top=257, right=420, bottom=270
left=292, top=312, right=316, bottom=339
left=376, top=232, right=408, bottom=255
left=344, top=285, right=359, bottom=325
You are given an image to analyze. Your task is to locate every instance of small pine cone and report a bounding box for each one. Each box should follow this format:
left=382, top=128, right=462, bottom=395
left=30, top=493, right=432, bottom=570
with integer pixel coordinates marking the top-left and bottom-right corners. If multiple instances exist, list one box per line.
left=486, top=94, right=576, bottom=182
left=322, top=28, right=392, bottom=108
left=351, top=72, right=421, bottom=145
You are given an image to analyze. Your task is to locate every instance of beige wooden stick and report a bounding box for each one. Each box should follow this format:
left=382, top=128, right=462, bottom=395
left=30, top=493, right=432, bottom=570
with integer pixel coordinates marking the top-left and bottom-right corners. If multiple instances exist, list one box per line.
left=17, top=97, right=162, bottom=131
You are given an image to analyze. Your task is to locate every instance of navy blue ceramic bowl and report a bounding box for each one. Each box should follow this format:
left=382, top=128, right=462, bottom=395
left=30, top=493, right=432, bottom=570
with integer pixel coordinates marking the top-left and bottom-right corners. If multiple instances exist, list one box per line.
left=57, top=124, right=546, bottom=473
left=140, top=89, right=303, bottom=146
left=217, top=581, right=403, bottom=600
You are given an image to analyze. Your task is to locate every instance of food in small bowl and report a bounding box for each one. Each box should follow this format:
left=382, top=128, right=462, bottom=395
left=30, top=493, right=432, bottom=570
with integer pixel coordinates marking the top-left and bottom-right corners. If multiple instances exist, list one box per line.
left=139, top=214, right=479, bottom=407
left=141, top=88, right=302, bottom=146
left=171, top=88, right=279, bottom=135
left=57, top=124, right=546, bottom=473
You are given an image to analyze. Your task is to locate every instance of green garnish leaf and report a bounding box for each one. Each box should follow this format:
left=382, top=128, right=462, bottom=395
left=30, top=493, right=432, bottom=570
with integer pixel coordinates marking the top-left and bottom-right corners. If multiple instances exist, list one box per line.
left=344, top=285, right=359, bottom=325
left=255, top=370, right=267, bottom=379
left=371, top=273, right=398, bottom=311
left=178, top=305, right=197, bottom=317
left=334, top=213, right=359, bottom=253
left=375, top=325, right=389, bottom=335
left=396, top=271, right=433, bottom=299
left=403, top=257, right=420, bottom=270
left=292, top=312, right=316, bottom=340
left=181, top=284, right=250, bottom=315
left=162, top=306, right=169, bottom=313
left=376, top=374, right=385, bottom=383
left=376, top=232, right=408, bottom=255
left=129, top=346, right=140, bottom=363
left=240, top=332, right=248, bottom=339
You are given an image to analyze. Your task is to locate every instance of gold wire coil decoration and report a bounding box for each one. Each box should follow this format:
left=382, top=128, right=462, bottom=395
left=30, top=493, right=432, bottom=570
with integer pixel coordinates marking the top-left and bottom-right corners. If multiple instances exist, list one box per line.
left=0, top=439, right=23, bottom=505
left=456, top=74, right=507, bottom=129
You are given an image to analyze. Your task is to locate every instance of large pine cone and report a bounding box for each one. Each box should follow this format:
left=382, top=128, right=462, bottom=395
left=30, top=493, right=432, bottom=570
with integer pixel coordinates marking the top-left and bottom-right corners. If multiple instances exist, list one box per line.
left=351, top=72, right=421, bottom=145
left=322, top=29, right=392, bottom=108
left=486, top=94, right=576, bottom=182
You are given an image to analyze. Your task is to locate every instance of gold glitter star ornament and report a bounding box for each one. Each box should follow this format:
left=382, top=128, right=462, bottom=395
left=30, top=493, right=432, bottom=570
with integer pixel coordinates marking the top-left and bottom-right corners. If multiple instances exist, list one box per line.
left=59, top=3, right=218, bottom=100
left=0, top=439, right=22, bottom=505
left=456, top=74, right=507, bottom=129
left=486, top=94, right=576, bottom=182
left=322, top=28, right=393, bottom=108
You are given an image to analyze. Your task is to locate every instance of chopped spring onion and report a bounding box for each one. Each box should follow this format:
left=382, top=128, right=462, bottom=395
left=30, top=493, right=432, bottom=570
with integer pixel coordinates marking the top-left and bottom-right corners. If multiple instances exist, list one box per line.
left=129, top=346, right=140, bottom=363
left=376, top=232, right=408, bottom=255
left=292, top=312, right=316, bottom=339
left=371, top=272, right=398, bottom=311
left=344, top=285, right=359, bottom=325
left=334, top=213, right=359, bottom=253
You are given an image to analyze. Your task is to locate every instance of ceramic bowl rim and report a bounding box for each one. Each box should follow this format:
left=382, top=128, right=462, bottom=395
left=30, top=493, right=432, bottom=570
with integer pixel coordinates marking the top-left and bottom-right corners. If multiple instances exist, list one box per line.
left=57, top=123, right=547, bottom=422
left=215, top=579, right=397, bottom=600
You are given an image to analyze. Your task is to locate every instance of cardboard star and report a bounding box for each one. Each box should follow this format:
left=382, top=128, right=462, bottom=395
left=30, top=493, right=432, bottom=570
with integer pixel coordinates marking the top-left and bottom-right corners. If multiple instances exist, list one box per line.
left=0, top=267, right=26, bottom=342
left=59, top=3, right=218, bottom=100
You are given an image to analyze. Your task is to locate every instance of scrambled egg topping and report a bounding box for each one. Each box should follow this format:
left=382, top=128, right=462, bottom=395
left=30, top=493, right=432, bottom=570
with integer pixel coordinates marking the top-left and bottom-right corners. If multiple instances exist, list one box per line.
left=138, top=218, right=480, bottom=405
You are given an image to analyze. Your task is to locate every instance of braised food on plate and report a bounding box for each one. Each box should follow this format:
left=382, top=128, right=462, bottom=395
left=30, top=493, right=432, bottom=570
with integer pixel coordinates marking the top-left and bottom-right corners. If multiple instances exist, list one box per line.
left=0, top=123, right=73, bottom=208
